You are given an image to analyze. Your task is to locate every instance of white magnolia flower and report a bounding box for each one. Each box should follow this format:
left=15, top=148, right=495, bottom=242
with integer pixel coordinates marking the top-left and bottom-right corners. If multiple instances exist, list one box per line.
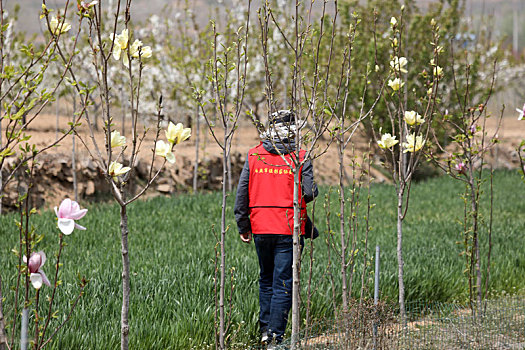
left=388, top=78, right=404, bottom=91
left=155, top=140, right=175, bottom=164
left=434, top=66, right=443, bottom=77
left=111, top=130, right=126, bottom=148
left=113, top=30, right=152, bottom=65
left=404, top=111, right=425, bottom=126
left=390, top=17, right=397, bottom=27
left=377, top=133, right=399, bottom=149
left=402, top=133, right=425, bottom=153
left=130, top=39, right=152, bottom=59
left=390, top=56, right=408, bottom=74
left=165, top=122, right=191, bottom=145
left=49, top=16, right=71, bottom=35
left=112, top=29, right=129, bottom=61
left=108, top=161, right=131, bottom=180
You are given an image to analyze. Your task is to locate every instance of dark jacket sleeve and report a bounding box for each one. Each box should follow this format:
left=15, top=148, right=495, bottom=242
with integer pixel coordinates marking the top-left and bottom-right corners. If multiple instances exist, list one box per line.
left=301, top=159, right=318, bottom=203
left=234, top=155, right=251, bottom=234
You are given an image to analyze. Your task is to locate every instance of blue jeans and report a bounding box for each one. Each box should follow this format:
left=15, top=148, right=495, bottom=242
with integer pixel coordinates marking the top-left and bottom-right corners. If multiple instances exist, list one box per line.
left=253, top=234, right=303, bottom=343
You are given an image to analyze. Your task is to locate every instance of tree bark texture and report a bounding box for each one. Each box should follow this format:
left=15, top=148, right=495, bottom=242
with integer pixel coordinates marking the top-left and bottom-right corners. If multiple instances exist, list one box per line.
left=193, top=105, right=200, bottom=192
left=291, top=169, right=301, bottom=348
left=338, top=143, right=348, bottom=313
left=55, top=95, right=59, bottom=142
left=468, top=176, right=482, bottom=308
left=218, top=133, right=228, bottom=350
left=120, top=87, right=126, bottom=136
left=72, top=97, right=78, bottom=202
left=120, top=204, right=130, bottom=350
left=397, top=190, right=406, bottom=323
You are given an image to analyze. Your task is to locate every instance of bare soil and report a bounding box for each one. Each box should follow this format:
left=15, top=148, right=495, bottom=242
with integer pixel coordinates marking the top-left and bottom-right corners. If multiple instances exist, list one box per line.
left=2, top=113, right=523, bottom=210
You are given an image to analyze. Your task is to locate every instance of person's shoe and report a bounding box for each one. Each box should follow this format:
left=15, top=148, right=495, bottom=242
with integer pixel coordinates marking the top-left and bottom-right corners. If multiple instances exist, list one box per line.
left=261, top=331, right=270, bottom=345
left=266, top=334, right=284, bottom=350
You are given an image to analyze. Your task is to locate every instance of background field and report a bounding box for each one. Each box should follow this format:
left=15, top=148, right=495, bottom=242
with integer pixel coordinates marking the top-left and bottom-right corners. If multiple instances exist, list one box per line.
left=1, top=170, right=524, bottom=349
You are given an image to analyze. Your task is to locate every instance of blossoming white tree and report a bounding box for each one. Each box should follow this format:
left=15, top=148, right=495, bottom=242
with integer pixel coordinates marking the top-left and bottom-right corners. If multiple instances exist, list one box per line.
left=374, top=12, right=442, bottom=321
left=51, top=2, right=190, bottom=349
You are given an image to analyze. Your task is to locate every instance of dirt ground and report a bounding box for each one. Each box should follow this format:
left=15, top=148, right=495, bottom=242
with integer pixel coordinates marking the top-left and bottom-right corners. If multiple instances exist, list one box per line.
left=23, top=112, right=522, bottom=173
left=2, top=112, right=523, bottom=210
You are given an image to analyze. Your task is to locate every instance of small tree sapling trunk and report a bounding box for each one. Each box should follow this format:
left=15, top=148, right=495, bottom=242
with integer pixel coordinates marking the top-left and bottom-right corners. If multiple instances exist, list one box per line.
left=55, top=3, right=190, bottom=349
left=396, top=182, right=406, bottom=321
left=193, top=104, right=200, bottom=192
left=72, top=95, right=78, bottom=201
left=120, top=203, right=130, bottom=350
left=291, top=170, right=302, bottom=346
left=55, top=93, right=60, bottom=142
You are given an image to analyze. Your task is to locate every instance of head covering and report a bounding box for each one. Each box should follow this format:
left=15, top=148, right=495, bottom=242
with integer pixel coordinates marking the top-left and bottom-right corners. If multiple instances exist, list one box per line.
left=260, top=109, right=300, bottom=141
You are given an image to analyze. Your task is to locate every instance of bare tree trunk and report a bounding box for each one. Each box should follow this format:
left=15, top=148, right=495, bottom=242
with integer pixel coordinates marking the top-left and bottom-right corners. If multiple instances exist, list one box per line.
left=468, top=175, right=482, bottom=309
left=218, top=131, right=228, bottom=350
left=226, top=118, right=232, bottom=192
left=360, top=160, right=372, bottom=303
left=72, top=96, right=78, bottom=202
left=92, top=99, right=99, bottom=131
left=291, top=169, right=301, bottom=349
left=338, top=141, right=348, bottom=313
left=226, top=153, right=232, bottom=192
left=192, top=105, right=200, bottom=192
left=121, top=87, right=126, bottom=136
left=397, top=189, right=406, bottom=324
left=55, top=94, right=60, bottom=142
left=120, top=203, right=130, bottom=350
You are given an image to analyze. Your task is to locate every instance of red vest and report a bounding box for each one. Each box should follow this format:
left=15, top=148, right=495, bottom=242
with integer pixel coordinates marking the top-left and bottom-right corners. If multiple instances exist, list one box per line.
left=248, top=143, right=307, bottom=235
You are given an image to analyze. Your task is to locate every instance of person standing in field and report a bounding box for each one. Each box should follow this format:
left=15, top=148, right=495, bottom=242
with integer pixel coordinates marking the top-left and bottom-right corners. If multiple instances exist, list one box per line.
left=234, top=109, right=318, bottom=347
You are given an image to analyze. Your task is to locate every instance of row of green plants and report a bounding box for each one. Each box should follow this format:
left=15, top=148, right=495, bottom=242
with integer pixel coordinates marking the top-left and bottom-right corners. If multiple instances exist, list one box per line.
left=0, top=170, right=523, bottom=349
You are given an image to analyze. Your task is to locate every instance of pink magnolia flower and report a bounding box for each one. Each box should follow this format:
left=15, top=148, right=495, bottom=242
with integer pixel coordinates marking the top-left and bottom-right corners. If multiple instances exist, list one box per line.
left=23, top=252, right=51, bottom=289
left=454, top=162, right=467, bottom=176
left=517, top=104, right=525, bottom=121
left=55, top=198, right=88, bottom=235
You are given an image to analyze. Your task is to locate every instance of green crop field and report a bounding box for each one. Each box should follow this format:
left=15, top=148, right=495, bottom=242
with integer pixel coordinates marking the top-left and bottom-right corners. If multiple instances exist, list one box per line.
left=0, top=171, right=524, bottom=349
